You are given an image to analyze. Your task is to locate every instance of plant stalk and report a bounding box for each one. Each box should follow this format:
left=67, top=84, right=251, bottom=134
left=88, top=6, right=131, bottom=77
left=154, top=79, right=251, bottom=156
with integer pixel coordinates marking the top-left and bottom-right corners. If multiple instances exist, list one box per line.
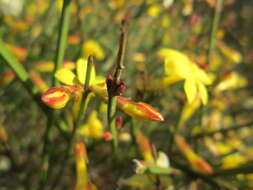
left=207, top=0, right=224, bottom=65
left=40, top=0, right=72, bottom=189
left=51, top=56, right=93, bottom=189
left=107, top=14, right=129, bottom=151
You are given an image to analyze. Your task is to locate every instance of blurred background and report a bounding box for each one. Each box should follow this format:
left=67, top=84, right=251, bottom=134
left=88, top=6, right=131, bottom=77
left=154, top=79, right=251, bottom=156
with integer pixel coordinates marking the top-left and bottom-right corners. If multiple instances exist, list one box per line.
left=1, top=0, right=253, bottom=189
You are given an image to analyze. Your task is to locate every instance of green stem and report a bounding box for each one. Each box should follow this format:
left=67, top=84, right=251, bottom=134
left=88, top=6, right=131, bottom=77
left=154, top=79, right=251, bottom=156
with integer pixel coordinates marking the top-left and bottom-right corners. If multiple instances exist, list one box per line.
left=108, top=95, right=119, bottom=150
left=0, top=39, right=68, bottom=190
left=0, top=41, right=29, bottom=82
left=51, top=56, right=93, bottom=189
left=52, top=0, right=72, bottom=86
left=168, top=107, right=182, bottom=151
left=39, top=112, right=54, bottom=190
left=107, top=15, right=129, bottom=151
left=207, top=0, right=224, bottom=65
left=40, top=0, right=72, bottom=188
left=189, top=121, right=253, bottom=139
left=212, top=162, right=253, bottom=176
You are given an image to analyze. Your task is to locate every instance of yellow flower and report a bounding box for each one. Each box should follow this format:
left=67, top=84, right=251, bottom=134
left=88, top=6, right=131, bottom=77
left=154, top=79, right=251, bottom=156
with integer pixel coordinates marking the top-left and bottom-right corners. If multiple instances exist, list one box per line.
left=77, top=111, right=104, bottom=138
left=108, top=0, right=125, bottom=9
left=82, top=40, right=105, bottom=60
left=55, top=58, right=101, bottom=86
left=221, top=153, right=247, bottom=169
left=42, top=58, right=104, bottom=110
left=182, top=0, right=193, bottom=16
left=74, top=143, right=97, bottom=190
left=159, top=48, right=212, bottom=104
left=147, top=5, right=161, bottom=18
left=178, top=97, right=201, bottom=128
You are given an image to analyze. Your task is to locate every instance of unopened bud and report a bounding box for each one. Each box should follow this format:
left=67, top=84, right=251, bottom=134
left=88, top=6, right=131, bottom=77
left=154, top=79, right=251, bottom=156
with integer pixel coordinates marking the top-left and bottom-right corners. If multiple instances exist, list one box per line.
left=117, top=97, right=164, bottom=122
left=116, top=82, right=126, bottom=95
left=41, top=87, right=71, bottom=109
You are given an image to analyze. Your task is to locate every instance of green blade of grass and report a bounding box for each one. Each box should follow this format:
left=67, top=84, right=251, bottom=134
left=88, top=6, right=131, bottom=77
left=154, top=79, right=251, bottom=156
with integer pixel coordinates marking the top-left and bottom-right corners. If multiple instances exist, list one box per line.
left=0, top=40, right=29, bottom=83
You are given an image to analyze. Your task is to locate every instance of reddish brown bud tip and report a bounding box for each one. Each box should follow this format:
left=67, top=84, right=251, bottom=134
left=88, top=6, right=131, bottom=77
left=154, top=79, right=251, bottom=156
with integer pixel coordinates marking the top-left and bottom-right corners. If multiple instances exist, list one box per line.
left=116, top=116, right=123, bottom=129
left=117, top=82, right=126, bottom=95
left=198, top=63, right=209, bottom=71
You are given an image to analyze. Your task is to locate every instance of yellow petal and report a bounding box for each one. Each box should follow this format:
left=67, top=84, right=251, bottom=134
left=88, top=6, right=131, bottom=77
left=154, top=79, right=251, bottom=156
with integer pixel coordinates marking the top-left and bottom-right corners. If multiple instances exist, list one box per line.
left=76, top=58, right=96, bottom=85
left=221, top=153, right=247, bottom=169
left=55, top=68, right=77, bottom=85
left=197, top=82, right=208, bottom=105
left=82, top=40, right=105, bottom=60
left=163, top=49, right=192, bottom=78
left=184, top=78, right=197, bottom=103
left=147, top=5, right=161, bottom=18
left=155, top=152, right=169, bottom=168
left=145, top=76, right=182, bottom=91
left=78, top=111, right=103, bottom=138
left=95, top=76, right=105, bottom=84
left=191, top=63, right=212, bottom=85
left=178, top=97, right=201, bottom=128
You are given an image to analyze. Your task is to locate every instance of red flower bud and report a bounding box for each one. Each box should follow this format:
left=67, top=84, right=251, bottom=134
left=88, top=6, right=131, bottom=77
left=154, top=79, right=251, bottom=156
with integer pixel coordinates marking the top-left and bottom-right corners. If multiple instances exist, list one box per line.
left=41, top=87, right=71, bottom=109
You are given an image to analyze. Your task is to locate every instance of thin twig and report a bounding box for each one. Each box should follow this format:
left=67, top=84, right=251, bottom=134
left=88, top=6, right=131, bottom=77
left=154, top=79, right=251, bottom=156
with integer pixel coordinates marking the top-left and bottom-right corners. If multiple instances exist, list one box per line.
left=207, top=0, right=224, bottom=65
left=212, top=162, right=253, bottom=176
left=107, top=14, right=129, bottom=151
left=113, top=14, right=129, bottom=84
left=52, top=0, right=72, bottom=86
left=189, top=121, right=253, bottom=139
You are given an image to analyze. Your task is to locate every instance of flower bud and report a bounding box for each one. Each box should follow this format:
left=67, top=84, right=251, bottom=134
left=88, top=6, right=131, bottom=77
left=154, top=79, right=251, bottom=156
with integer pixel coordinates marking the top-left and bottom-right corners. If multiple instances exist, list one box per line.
left=136, top=131, right=154, bottom=162
left=41, top=87, right=71, bottom=109
left=116, top=82, right=126, bottom=95
left=117, top=97, right=164, bottom=122
left=175, top=135, right=213, bottom=175
left=29, top=69, right=49, bottom=92
left=90, top=84, right=164, bottom=122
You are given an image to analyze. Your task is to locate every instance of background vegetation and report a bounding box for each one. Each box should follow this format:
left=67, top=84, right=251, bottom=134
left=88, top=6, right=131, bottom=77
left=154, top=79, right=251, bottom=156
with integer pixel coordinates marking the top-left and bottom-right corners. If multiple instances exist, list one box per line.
left=1, top=0, right=253, bottom=189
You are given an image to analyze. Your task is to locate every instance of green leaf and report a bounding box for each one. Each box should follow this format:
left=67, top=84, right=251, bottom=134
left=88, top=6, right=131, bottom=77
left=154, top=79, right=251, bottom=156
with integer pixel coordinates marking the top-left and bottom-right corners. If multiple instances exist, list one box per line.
left=0, top=40, right=29, bottom=82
